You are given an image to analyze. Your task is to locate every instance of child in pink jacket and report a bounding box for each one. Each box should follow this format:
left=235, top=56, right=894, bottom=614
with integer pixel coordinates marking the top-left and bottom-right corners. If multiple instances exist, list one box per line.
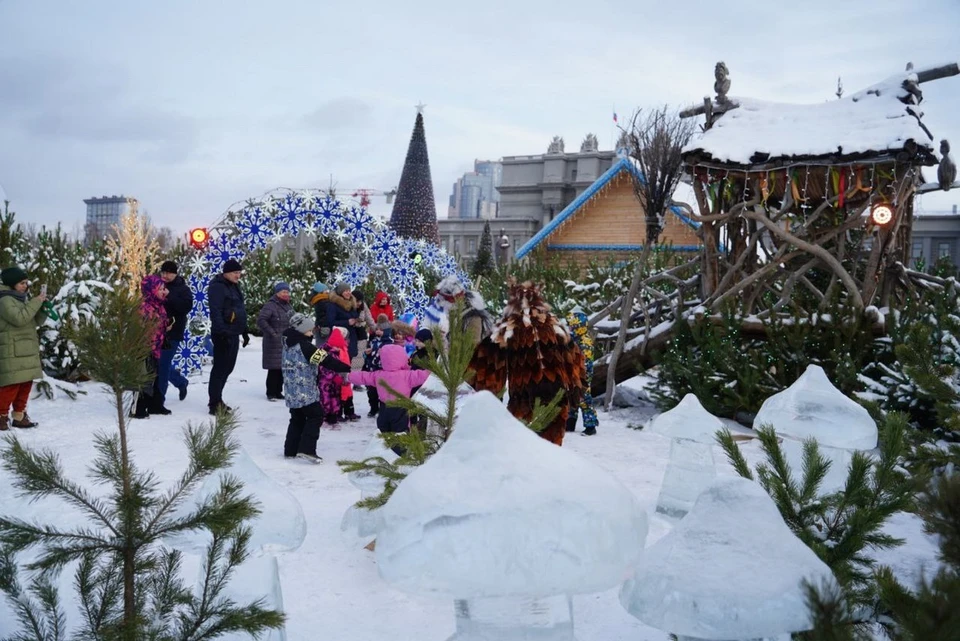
left=348, top=344, right=429, bottom=437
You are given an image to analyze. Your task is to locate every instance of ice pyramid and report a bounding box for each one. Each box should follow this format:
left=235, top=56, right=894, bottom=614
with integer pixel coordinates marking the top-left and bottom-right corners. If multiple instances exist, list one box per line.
left=754, top=365, right=877, bottom=449
left=647, top=393, right=724, bottom=444
left=621, top=477, right=836, bottom=640
left=377, top=391, right=647, bottom=599
left=341, top=434, right=400, bottom=543
left=655, top=438, right=717, bottom=519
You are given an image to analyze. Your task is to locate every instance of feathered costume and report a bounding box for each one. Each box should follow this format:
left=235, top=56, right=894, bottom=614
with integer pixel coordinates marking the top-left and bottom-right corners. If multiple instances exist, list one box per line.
left=469, top=281, right=586, bottom=446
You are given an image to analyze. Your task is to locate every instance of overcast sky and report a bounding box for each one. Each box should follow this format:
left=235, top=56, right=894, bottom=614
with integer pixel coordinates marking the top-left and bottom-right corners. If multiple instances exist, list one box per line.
left=1, top=0, right=958, bottom=236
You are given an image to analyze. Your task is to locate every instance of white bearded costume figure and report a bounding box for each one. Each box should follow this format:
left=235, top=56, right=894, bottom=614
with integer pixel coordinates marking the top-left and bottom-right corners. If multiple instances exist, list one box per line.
left=423, top=275, right=493, bottom=347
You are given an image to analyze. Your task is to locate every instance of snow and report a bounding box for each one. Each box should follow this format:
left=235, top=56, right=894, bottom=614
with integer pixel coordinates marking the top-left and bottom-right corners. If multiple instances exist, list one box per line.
left=0, top=357, right=939, bottom=641
left=621, top=477, right=837, bottom=639
left=754, top=364, right=878, bottom=450
left=685, top=69, right=934, bottom=165
left=375, top=392, right=648, bottom=599
left=646, top=393, right=724, bottom=444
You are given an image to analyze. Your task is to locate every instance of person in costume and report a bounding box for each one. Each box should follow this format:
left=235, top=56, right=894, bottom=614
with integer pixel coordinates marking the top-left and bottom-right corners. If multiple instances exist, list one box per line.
left=422, top=275, right=492, bottom=348
left=565, top=308, right=598, bottom=436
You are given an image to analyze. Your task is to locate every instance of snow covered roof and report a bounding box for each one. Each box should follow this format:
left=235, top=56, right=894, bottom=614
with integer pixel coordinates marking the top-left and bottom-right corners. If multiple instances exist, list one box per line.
left=683, top=66, right=953, bottom=169
left=515, top=156, right=699, bottom=260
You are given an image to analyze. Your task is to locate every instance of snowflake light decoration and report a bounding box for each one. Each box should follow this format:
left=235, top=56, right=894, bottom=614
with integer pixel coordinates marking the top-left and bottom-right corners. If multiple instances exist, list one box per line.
left=273, top=192, right=306, bottom=237
left=204, top=235, right=243, bottom=272
left=235, top=204, right=273, bottom=251
left=179, top=188, right=459, bottom=375
left=335, top=262, right=371, bottom=289
left=342, top=206, right=375, bottom=245
left=172, top=332, right=207, bottom=373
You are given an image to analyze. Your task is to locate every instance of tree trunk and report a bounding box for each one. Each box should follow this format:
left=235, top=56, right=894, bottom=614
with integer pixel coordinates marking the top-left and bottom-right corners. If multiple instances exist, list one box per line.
left=115, top=390, right=137, bottom=637
left=604, top=245, right=652, bottom=410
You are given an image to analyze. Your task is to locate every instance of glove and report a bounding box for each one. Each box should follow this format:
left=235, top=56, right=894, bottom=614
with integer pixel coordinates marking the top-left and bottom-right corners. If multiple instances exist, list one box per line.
left=41, top=301, right=60, bottom=322
left=242, top=332, right=250, bottom=348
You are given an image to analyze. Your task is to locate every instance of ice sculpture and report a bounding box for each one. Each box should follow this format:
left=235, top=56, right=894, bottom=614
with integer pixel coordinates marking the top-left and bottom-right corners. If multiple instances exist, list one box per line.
left=167, top=447, right=306, bottom=554
left=341, top=434, right=400, bottom=544
left=754, top=365, right=877, bottom=450
left=621, top=477, right=836, bottom=640
left=647, top=393, right=724, bottom=443
left=411, top=373, right=476, bottom=436
left=376, top=391, right=647, bottom=641
left=655, top=437, right=717, bottom=518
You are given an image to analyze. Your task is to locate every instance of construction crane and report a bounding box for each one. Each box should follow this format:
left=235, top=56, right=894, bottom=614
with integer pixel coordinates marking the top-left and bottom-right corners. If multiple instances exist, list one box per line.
left=349, top=188, right=397, bottom=209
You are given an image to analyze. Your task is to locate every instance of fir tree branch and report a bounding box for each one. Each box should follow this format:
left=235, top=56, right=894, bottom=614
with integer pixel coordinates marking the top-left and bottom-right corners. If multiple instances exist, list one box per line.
left=715, top=429, right=755, bottom=480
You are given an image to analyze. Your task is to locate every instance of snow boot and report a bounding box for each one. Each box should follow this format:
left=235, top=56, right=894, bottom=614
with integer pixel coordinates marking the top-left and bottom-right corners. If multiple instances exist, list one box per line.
left=296, top=452, right=323, bottom=464
left=133, top=394, right=150, bottom=419
left=0, top=416, right=8, bottom=431
left=342, top=399, right=361, bottom=421
left=582, top=428, right=597, bottom=436
left=178, top=386, right=188, bottom=401
left=12, top=412, right=38, bottom=428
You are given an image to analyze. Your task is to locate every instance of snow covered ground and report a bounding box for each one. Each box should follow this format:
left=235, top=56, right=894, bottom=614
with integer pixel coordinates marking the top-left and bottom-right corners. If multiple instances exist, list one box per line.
left=0, top=337, right=943, bottom=640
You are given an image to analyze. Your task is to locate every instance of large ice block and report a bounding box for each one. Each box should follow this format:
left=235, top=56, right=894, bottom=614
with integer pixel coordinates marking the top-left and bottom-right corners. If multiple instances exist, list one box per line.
left=655, top=437, right=717, bottom=518
left=647, top=393, right=725, bottom=444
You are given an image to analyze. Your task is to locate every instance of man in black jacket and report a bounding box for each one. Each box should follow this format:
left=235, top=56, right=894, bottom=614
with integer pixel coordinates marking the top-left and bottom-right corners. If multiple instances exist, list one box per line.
left=157, top=260, right=194, bottom=412
left=207, top=259, right=249, bottom=415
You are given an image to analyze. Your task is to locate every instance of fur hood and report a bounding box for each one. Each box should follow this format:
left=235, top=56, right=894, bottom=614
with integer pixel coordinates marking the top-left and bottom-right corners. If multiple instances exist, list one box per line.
left=329, top=291, right=356, bottom=312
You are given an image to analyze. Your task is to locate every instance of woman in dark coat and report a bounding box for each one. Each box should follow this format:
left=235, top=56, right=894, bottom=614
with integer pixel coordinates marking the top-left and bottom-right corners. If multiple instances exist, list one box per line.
left=325, top=283, right=359, bottom=360
left=257, top=282, right=294, bottom=400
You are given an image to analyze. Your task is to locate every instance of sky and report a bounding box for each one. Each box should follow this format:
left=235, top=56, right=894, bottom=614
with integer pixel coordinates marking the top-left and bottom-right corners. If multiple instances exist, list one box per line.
left=1, top=0, right=958, bottom=237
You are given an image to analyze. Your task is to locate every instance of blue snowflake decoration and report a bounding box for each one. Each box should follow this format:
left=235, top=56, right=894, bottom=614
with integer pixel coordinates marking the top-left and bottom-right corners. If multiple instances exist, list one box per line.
left=335, top=262, right=371, bottom=289
left=418, top=243, right=442, bottom=268
left=388, top=261, right=417, bottom=292
left=205, top=235, right=243, bottom=272
left=342, top=206, right=374, bottom=244
left=311, top=194, right=344, bottom=235
left=235, top=204, right=272, bottom=251
left=173, top=331, right=208, bottom=374
left=399, top=289, right=431, bottom=322
left=369, top=229, right=403, bottom=264
left=272, top=192, right=307, bottom=237
left=188, top=272, right=212, bottom=319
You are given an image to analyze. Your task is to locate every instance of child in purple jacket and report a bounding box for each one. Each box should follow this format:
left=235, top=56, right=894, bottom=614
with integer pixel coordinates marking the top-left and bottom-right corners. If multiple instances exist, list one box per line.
left=348, top=344, right=430, bottom=438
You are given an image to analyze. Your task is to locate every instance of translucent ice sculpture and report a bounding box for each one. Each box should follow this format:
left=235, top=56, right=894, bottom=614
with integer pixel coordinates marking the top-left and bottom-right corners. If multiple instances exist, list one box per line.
left=411, top=373, right=475, bottom=436
left=754, top=365, right=877, bottom=450
left=647, top=393, right=724, bottom=443
left=622, top=477, right=836, bottom=640
left=655, top=437, right=717, bottom=518
left=376, top=391, right=648, bottom=641
left=341, top=434, right=399, bottom=544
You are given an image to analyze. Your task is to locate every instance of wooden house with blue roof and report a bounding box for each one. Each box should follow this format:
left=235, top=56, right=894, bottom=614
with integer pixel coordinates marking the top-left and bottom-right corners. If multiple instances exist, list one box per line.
left=514, top=154, right=701, bottom=265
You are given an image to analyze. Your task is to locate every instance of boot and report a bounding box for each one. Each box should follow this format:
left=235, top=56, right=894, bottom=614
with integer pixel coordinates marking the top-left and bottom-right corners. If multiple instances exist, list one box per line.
left=133, top=394, right=150, bottom=419
left=0, top=416, right=8, bottom=431
left=12, top=411, right=38, bottom=428
left=296, top=452, right=323, bottom=464
left=342, top=398, right=361, bottom=421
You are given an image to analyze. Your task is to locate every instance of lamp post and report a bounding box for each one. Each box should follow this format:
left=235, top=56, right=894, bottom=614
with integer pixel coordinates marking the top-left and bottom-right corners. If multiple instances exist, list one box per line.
left=498, top=229, right=510, bottom=265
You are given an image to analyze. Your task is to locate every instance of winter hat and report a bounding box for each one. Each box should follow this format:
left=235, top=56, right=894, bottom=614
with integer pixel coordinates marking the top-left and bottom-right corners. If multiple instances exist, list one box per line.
left=415, top=328, right=434, bottom=343
left=222, top=259, right=243, bottom=274
left=140, top=274, right=165, bottom=299
left=312, top=282, right=328, bottom=294
left=274, top=281, right=291, bottom=294
left=334, top=282, right=350, bottom=296
left=377, top=319, right=392, bottom=331
left=160, top=260, right=179, bottom=274
left=290, top=312, right=314, bottom=335
left=1, top=266, right=28, bottom=287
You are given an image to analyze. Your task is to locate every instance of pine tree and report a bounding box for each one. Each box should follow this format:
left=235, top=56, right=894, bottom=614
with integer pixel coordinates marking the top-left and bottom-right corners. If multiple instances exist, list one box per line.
left=0, top=289, right=284, bottom=640
left=312, top=235, right=348, bottom=284
left=388, top=110, right=439, bottom=244
left=472, top=221, right=495, bottom=279
left=716, top=413, right=914, bottom=612
left=0, top=200, right=26, bottom=267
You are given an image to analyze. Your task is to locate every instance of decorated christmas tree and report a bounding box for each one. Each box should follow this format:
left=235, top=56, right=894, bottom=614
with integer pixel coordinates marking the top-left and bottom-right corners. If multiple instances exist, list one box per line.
left=388, top=107, right=439, bottom=244
left=472, top=221, right=495, bottom=278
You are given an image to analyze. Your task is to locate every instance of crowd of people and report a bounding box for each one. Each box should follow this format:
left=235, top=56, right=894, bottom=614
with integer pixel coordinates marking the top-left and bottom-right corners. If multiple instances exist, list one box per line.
left=0, top=258, right=602, bottom=463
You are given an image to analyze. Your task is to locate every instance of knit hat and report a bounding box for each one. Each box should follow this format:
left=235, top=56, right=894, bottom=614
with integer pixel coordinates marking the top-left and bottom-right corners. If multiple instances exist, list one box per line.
left=160, top=260, right=179, bottom=274
left=377, top=319, right=392, bottom=331
left=1, top=266, right=28, bottom=287
left=274, top=281, right=290, bottom=294
left=312, top=282, right=328, bottom=294
left=289, top=312, right=314, bottom=335
left=222, top=259, right=243, bottom=274
left=353, top=290, right=365, bottom=302
left=415, top=328, right=434, bottom=343
left=334, top=282, right=350, bottom=296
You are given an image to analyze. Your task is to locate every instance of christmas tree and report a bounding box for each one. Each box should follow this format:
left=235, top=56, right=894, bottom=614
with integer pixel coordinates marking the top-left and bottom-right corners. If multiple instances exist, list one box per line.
left=389, top=108, right=439, bottom=244
left=472, top=221, right=495, bottom=278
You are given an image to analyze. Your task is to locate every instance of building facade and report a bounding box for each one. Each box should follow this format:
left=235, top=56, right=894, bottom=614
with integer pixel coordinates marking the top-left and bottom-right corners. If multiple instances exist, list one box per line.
left=448, top=159, right=502, bottom=219
left=911, top=205, right=960, bottom=270
left=84, top=195, right=138, bottom=243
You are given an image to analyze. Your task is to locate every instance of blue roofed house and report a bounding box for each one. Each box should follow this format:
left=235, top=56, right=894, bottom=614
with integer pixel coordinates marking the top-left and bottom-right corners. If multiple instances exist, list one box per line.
left=514, top=155, right=702, bottom=266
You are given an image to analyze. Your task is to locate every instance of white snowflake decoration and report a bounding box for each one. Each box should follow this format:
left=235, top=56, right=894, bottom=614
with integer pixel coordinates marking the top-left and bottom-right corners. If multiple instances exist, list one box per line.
left=204, top=236, right=243, bottom=273
left=369, top=229, right=403, bottom=265
left=311, top=194, right=344, bottom=235
left=402, top=289, right=432, bottom=321
left=187, top=273, right=212, bottom=318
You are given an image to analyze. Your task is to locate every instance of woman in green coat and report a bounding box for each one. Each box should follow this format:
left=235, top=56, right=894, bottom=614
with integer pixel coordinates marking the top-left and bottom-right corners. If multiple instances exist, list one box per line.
left=0, top=266, right=48, bottom=431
